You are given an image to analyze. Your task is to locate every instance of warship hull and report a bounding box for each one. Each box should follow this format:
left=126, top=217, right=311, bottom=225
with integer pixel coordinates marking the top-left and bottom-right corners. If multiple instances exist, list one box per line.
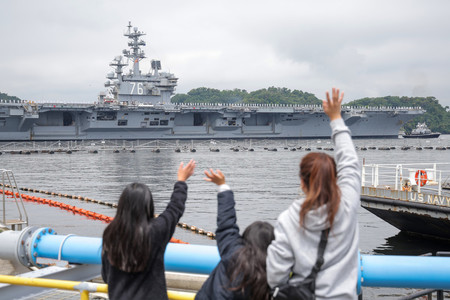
left=0, top=101, right=422, bottom=141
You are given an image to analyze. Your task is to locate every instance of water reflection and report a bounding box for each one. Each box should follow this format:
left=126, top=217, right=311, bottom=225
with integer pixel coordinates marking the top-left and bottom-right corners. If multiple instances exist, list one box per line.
left=374, top=231, right=450, bottom=256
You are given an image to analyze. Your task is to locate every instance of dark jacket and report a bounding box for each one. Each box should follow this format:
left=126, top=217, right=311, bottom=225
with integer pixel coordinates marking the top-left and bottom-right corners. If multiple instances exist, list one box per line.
left=195, top=190, right=248, bottom=300
left=101, top=181, right=188, bottom=300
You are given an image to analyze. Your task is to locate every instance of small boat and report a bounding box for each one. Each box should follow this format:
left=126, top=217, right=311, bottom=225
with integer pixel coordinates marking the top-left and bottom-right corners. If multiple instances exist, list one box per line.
left=402, top=122, right=440, bottom=138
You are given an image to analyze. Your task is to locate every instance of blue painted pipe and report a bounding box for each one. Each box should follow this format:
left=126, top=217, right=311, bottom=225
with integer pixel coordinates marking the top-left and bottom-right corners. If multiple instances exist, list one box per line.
left=164, top=243, right=220, bottom=274
left=360, top=254, right=450, bottom=289
left=31, top=228, right=102, bottom=265
left=29, top=230, right=450, bottom=289
left=31, top=229, right=220, bottom=274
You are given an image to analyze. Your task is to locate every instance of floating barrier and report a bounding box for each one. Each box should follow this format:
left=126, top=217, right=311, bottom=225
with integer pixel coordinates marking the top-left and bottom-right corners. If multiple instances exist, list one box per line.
left=0, top=191, right=188, bottom=244
left=0, top=189, right=114, bottom=223
left=0, top=183, right=117, bottom=207
left=0, top=184, right=216, bottom=239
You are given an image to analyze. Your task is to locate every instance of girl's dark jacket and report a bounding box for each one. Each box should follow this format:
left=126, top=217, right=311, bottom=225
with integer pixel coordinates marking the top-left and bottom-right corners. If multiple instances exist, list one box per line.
left=102, top=181, right=188, bottom=300
left=195, top=189, right=249, bottom=300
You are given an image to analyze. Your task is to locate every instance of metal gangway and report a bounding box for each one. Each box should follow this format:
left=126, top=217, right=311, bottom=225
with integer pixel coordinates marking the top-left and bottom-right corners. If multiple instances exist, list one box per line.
left=0, top=170, right=28, bottom=230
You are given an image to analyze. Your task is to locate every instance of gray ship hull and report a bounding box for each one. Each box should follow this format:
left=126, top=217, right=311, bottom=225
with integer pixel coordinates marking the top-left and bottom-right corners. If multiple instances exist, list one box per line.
left=0, top=101, right=422, bottom=141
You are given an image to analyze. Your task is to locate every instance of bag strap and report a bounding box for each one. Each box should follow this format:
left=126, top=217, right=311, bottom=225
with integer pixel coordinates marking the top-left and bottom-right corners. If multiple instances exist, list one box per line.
left=271, top=229, right=330, bottom=299
left=304, top=228, right=329, bottom=280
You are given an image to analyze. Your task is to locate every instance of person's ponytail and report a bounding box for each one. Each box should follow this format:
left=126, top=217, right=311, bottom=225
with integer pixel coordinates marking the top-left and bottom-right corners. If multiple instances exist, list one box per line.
left=299, top=153, right=340, bottom=228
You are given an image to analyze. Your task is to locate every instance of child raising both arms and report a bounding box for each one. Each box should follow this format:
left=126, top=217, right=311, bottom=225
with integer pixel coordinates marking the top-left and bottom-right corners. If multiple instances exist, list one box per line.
left=195, top=169, right=275, bottom=300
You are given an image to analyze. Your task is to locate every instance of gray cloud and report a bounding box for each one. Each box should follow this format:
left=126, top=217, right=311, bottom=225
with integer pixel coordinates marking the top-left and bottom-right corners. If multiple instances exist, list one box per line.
left=0, top=0, right=449, bottom=107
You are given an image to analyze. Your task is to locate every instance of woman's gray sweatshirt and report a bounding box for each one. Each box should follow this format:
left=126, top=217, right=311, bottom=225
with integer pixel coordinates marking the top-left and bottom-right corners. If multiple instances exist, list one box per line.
left=266, top=118, right=361, bottom=299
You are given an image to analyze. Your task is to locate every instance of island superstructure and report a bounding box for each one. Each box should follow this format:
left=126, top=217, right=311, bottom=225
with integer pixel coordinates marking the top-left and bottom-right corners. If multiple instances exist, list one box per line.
left=0, top=23, right=423, bottom=141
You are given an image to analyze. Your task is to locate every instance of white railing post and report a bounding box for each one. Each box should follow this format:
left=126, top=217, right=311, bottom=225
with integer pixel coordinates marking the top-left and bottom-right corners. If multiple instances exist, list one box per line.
left=395, top=165, right=399, bottom=191
left=371, top=165, right=375, bottom=186
left=375, top=165, right=379, bottom=187
left=418, top=173, right=421, bottom=194
left=361, top=164, right=366, bottom=187
left=438, top=171, right=442, bottom=196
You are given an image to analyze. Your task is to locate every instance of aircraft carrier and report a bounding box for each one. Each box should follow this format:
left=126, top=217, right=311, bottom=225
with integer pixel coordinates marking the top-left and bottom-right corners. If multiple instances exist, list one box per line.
left=0, top=23, right=423, bottom=141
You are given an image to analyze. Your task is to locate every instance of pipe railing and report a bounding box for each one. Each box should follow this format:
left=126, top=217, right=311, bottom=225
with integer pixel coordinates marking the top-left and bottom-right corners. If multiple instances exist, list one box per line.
left=0, top=275, right=196, bottom=300
left=0, top=275, right=106, bottom=300
left=0, top=170, right=28, bottom=231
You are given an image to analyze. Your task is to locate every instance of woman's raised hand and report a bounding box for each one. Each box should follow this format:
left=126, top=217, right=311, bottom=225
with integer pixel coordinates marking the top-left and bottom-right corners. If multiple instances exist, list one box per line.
left=323, top=88, right=344, bottom=121
left=177, top=159, right=196, bottom=181
left=204, top=169, right=226, bottom=186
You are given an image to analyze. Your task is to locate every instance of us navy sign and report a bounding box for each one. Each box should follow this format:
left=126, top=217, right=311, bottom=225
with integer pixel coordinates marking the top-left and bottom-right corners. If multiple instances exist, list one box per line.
left=409, top=192, right=450, bottom=206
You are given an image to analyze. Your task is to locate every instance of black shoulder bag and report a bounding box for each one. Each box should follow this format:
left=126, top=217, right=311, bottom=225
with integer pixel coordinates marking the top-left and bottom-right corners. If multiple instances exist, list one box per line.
left=271, top=229, right=329, bottom=300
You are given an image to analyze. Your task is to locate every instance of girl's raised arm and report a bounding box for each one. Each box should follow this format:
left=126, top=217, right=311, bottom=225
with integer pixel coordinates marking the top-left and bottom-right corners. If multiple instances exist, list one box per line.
left=204, top=169, right=241, bottom=257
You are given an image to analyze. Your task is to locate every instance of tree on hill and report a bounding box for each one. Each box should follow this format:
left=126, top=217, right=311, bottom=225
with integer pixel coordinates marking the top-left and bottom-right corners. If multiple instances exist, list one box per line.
left=172, top=87, right=321, bottom=105
left=346, top=96, right=450, bottom=134
left=243, top=87, right=321, bottom=105
left=0, top=92, right=21, bottom=101
left=171, top=87, right=247, bottom=104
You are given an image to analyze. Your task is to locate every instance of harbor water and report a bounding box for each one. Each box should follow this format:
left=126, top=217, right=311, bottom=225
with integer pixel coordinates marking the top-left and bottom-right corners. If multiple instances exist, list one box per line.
left=1, top=136, right=450, bottom=299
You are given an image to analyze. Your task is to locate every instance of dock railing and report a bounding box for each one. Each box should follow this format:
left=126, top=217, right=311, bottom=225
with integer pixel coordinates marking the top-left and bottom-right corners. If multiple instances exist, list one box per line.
left=0, top=170, right=28, bottom=230
left=361, top=163, right=450, bottom=196
left=0, top=275, right=196, bottom=300
left=0, top=275, right=107, bottom=300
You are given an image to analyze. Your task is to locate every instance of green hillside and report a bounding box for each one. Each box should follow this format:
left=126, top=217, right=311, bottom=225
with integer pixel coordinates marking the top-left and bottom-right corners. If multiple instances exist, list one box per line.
left=346, top=96, right=449, bottom=134
left=0, top=92, right=21, bottom=101
left=171, top=87, right=321, bottom=105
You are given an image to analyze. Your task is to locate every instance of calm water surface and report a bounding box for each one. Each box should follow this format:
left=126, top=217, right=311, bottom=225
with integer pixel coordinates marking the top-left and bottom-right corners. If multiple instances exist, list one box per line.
left=1, top=136, right=449, bottom=298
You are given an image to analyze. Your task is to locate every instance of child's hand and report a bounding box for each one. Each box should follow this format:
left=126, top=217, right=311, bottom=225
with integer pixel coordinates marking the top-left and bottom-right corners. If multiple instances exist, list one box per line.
left=204, top=169, right=226, bottom=186
left=323, top=87, right=344, bottom=121
left=177, top=159, right=196, bottom=181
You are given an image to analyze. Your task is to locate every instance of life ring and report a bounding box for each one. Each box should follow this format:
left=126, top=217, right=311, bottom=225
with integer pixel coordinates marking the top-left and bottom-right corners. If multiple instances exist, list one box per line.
left=415, top=170, right=428, bottom=186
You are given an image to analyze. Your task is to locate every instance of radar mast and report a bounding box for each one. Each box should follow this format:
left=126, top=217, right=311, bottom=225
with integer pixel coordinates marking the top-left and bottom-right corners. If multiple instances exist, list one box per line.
left=123, top=21, right=146, bottom=76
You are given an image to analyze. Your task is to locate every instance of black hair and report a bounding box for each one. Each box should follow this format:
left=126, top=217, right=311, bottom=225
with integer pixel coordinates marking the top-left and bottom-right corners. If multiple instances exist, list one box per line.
left=228, top=221, right=275, bottom=300
left=102, top=182, right=154, bottom=273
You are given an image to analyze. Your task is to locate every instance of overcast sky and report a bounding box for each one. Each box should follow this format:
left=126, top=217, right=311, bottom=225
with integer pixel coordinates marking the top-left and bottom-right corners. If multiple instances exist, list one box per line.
left=1, top=0, right=449, bottom=107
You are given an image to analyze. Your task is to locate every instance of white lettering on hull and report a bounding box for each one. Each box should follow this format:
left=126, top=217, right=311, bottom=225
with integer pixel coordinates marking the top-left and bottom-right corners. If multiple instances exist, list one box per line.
left=409, top=192, right=450, bottom=207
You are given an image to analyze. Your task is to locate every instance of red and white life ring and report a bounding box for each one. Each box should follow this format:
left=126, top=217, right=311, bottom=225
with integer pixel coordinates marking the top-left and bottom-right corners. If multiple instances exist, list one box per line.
left=415, top=170, right=428, bottom=186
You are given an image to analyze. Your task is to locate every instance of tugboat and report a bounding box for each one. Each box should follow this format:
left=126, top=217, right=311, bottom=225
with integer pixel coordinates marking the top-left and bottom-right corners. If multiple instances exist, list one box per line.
left=402, top=122, right=440, bottom=138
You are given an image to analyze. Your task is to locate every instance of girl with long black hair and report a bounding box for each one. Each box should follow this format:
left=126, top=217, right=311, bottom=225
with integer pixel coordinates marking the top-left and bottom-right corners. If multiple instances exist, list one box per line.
left=101, top=159, right=196, bottom=300
left=195, top=169, right=275, bottom=300
left=267, top=88, right=361, bottom=299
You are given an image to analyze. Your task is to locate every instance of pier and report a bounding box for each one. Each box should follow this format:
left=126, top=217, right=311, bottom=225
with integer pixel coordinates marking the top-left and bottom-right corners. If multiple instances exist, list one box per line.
left=360, top=163, right=450, bottom=240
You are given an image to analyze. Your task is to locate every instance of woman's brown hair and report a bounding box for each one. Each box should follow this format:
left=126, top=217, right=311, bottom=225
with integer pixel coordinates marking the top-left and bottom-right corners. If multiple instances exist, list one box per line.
left=299, top=152, right=341, bottom=228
